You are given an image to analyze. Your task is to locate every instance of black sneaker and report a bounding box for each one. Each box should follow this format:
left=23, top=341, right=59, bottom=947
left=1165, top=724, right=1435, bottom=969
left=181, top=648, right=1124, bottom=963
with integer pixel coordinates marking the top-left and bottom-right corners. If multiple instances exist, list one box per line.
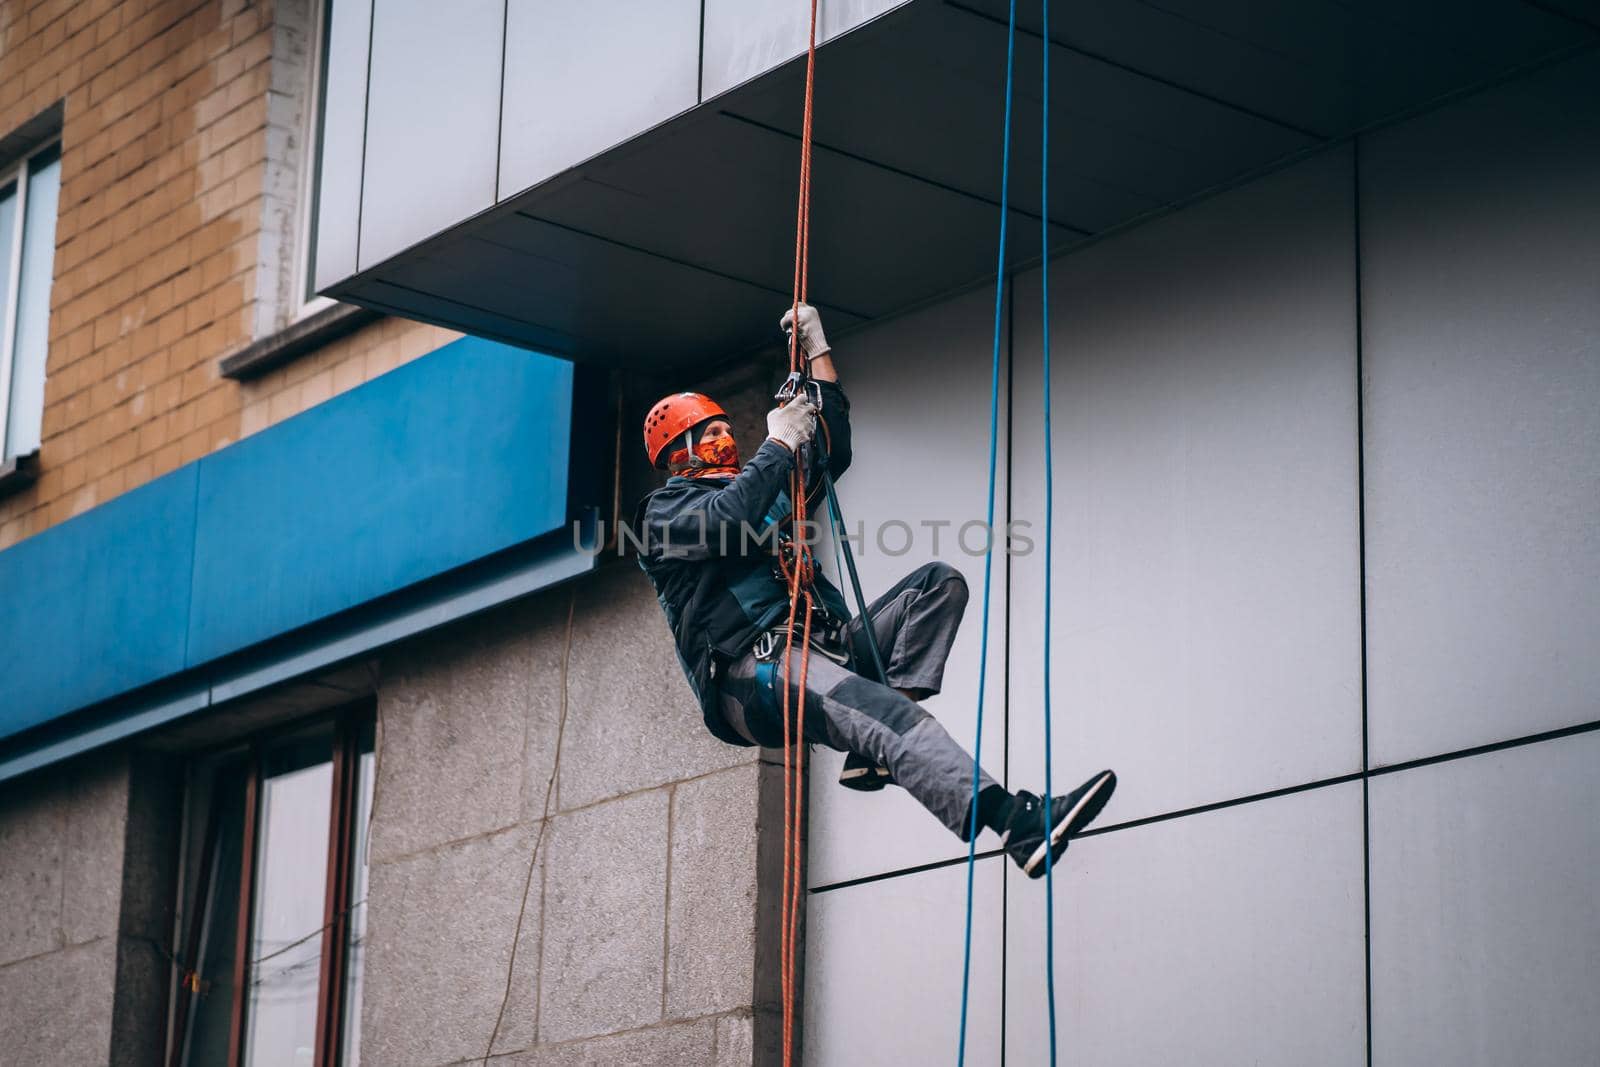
left=1002, top=770, right=1117, bottom=879
left=839, top=751, right=894, bottom=791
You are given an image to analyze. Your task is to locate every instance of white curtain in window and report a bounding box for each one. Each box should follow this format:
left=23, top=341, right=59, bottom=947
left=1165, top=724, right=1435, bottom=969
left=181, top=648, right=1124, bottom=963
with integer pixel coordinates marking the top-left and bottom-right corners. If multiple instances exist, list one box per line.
left=7, top=147, right=60, bottom=459
left=0, top=180, right=16, bottom=453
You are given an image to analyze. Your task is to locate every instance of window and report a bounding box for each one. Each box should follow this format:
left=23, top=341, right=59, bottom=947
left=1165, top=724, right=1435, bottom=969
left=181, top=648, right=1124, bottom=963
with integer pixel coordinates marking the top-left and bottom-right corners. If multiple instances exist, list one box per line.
left=169, top=708, right=375, bottom=1066
left=257, top=0, right=335, bottom=338
left=295, top=0, right=333, bottom=317
left=0, top=138, right=60, bottom=462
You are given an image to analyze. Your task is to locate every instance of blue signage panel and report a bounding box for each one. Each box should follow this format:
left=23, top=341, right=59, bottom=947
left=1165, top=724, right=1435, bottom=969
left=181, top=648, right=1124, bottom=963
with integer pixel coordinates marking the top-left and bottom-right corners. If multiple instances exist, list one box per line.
left=186, top=336, right=573, bottom=665
left=0, top=465, right=198, bottom=739
left=0, top=336, right=575, bottom=742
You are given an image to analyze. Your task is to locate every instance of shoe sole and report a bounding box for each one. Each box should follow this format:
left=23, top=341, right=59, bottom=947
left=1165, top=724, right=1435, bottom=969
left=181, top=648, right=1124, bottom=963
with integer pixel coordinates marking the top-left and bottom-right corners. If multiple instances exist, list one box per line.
left=1024, top=770, right=1116, bottom=878
left=838, top=765, right=894, bottom=792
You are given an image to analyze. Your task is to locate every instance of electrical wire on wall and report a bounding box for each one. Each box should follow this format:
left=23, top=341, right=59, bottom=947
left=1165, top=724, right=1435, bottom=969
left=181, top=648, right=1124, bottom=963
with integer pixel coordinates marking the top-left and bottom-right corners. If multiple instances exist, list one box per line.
left=481, top=587, right=576, bottom=1065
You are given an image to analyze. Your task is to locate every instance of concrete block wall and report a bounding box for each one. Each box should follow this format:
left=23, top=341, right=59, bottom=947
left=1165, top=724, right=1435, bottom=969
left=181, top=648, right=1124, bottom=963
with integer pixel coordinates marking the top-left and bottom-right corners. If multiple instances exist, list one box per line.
left=0, top=758, right=126, bottom=1064
left=0, top=0, right=459, bottom=551
left=362, top=566, right=782, bottom=1066
left=0, top=751, right=180, bottom=1065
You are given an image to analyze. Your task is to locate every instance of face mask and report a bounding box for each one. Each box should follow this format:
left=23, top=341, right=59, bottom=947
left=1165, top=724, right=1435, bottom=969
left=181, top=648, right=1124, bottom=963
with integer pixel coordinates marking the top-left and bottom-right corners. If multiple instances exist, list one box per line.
left=668, top=432, right=740, bottom=478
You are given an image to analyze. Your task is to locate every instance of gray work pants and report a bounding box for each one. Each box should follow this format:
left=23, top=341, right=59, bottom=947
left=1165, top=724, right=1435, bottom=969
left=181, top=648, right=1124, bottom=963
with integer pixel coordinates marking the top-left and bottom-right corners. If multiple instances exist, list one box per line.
left=719, top=561, right=1001, bottom=841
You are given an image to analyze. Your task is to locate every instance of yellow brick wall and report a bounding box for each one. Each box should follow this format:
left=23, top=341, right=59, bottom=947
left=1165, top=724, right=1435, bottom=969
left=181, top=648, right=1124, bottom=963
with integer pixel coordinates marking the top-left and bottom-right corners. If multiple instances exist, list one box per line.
left=0, top=0, right=455, bottom=551
left=238, top=317, right=461, bottom=439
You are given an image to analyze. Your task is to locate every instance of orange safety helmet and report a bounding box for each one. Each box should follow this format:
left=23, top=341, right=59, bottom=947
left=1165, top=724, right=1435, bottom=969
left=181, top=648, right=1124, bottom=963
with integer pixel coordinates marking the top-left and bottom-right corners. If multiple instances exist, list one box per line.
left=643, top=391, right=729, bottom=468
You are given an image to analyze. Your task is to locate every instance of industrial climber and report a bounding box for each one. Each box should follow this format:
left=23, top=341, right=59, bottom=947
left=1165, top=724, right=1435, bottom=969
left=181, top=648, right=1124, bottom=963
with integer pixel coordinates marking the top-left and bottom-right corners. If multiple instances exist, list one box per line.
left=635, top=303, right=1117, bottom=877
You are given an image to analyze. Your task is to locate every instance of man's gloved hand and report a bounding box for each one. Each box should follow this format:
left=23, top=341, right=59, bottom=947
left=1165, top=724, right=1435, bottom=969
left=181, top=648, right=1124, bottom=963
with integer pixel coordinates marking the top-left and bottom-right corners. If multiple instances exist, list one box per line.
left=780, top=303, right=832, bottom=361
left=766, top=397, right=818, bottom=454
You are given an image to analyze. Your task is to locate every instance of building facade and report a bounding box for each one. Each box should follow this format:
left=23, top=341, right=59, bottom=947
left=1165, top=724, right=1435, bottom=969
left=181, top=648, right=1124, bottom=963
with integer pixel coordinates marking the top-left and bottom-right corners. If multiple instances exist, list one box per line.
left=1, top=1, right=1597, bottom=1065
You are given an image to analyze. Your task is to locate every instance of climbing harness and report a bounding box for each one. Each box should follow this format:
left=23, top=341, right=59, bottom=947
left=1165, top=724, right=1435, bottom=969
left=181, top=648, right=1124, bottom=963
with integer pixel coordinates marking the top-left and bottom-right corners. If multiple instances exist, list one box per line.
left=751, top=622, right=852, bottom=723
left=754, top=614, right=852, bottom=673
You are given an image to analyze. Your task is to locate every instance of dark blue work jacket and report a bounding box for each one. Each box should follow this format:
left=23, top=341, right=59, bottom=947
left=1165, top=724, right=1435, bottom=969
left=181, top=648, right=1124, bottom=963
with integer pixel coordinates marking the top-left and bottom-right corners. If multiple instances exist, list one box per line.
left=636, top=380, right=852, bottom=744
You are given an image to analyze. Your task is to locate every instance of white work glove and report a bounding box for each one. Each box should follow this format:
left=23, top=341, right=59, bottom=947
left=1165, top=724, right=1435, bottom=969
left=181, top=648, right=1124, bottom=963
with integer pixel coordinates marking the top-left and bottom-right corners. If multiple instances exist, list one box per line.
left=780, top=303, right=832, bottom=361
left=766, top=397, right=818, bottom=454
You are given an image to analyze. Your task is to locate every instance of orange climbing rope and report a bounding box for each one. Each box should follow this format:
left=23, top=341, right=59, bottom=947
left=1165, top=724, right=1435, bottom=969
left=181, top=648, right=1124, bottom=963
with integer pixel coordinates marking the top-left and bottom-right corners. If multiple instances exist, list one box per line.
left=779, top=2, right=821, bottom=1064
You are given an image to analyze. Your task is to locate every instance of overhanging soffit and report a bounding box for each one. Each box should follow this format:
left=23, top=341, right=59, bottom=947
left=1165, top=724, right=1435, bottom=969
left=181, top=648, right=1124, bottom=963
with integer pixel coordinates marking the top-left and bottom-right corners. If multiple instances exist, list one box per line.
left=324, top=0, right=1600, bottom=372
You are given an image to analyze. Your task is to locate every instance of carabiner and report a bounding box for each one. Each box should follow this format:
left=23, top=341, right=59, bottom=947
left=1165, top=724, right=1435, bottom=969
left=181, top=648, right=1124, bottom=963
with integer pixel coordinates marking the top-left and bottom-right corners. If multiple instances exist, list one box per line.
left=774, top=370, right=822, bottom=406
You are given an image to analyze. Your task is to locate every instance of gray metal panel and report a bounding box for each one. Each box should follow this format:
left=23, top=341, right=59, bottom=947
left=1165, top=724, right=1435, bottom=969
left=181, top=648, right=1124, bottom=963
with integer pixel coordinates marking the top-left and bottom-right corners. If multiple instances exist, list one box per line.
left=528, top=111, right=1079, bottom=323
left=1361, top=53, right=1600, bottom=767
left=351, top=278, right=580, bottom=357
left=701, top=0, right=909, bottom=100
left=498, top=0, right=700, bottom=199
left=358, top=0, right=502, bottom=268
left=808, top=284, right=1010, bottom=889
left=1007, top=147, right=1363, bottom=825
left=804, top=858, right=1004, bottom=1066
left=956, top=0, right=1588, bottom=136
left=313, top=0, right=372, bottom=292
left=1369, top=732, right=1600, bottom=1066
left=320, top=0, right=1594, bottom=374
left=724, top=2, right=1313, bottom=224
left=1533, top=0, right=1600, bottom=29
left=1005, top=782, right=1366, bottom=1065
left=379, top=218, right=866, bottom=367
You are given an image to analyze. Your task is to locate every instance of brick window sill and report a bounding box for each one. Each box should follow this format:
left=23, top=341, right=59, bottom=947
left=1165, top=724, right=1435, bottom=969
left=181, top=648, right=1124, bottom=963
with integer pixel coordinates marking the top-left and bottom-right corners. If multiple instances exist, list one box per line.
left=0, top=451, right=40, bottom=501
left=219, top=302, right=382, bottom=381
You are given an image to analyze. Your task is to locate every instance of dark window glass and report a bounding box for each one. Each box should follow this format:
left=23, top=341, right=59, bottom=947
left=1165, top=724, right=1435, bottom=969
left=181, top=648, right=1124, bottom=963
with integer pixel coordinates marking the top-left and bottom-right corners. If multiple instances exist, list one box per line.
left=180, top=758, right=249, bottom=1065
left=170, top=709, right=373, bottom=1066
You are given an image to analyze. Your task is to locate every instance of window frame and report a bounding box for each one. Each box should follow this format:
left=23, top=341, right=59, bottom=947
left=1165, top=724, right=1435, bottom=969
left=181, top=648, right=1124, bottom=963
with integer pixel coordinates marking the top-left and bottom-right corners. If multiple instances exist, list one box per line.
left=0, top=135, right=60, bottom=461
left=166, top=702, right=374, bottom=1067
left=291, top=0, right=335, bottom=324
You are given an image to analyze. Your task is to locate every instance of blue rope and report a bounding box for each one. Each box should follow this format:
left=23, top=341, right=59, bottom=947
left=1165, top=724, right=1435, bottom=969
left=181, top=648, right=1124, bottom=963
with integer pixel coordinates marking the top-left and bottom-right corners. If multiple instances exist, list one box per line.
left=1040, top=0, right=1059, bottom=1061
left=957, top=1, right=1016, bottom=1062
left=828, top=489, right=847, bottom=596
